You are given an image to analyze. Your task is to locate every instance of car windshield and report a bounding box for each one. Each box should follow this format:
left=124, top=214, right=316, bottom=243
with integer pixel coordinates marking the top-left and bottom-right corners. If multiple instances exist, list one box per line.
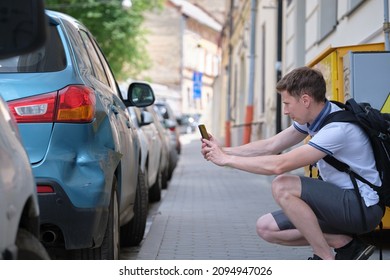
left=0, top=24, right=66, bottom=73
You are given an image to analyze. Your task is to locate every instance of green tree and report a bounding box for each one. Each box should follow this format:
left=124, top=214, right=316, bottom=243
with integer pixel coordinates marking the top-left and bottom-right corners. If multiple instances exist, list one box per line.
left=44, top=0, right=163, bottom=80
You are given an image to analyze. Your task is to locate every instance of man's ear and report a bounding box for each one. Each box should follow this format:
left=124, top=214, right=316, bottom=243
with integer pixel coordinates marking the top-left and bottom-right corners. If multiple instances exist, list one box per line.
left=301, top=93, right=311, bottom=107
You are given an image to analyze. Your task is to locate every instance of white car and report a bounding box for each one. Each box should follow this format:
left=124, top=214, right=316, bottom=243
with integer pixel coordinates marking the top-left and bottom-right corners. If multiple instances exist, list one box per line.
left=128, top=106, right=166, bottom=202
left=0, top=96, right=49, bottom=259
left=0, top=0, right=48, bottom=260
left=153, top=100, right=181, bottom=180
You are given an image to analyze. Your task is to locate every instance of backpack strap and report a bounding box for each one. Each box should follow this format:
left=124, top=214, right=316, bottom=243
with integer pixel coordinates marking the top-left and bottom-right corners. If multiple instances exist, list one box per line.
left=321, top=108, right=381, bottom=188
left=323, top=155, right=378, bottom=188
left=320, top=107, right=373, bottom=231
left=323, top=155, right=369, bottom=230
left=321, top=109, right=356, bottom=127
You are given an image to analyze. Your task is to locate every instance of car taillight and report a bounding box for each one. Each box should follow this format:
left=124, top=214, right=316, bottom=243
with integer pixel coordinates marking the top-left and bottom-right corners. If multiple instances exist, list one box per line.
left=57, top=85, right=95, bottom=122
left=37, top=185, right=55, bottom=194
left=9, top=92, right=57, bottom=123
left=8, top=85, right=96, bottom=123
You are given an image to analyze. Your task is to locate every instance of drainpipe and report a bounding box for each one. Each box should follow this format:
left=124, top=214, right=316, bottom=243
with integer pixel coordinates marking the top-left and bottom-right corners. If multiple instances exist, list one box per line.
left=276, top=0, right=283, bottom=133
left=243, top=0, right=257, bottom=144
left=384, top=0, right=390, bottom=51
left=225, top=0, right=234, bottom=147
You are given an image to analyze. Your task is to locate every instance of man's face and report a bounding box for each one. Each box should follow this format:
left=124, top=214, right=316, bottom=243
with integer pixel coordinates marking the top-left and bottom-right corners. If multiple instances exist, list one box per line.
left=281, top=90, right=308, bottom=125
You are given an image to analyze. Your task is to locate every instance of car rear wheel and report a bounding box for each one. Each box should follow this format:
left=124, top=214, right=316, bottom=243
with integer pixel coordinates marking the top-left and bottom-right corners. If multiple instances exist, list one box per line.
left=16, top=228, right=50, bottom=260
left=120, top=168, right=148, bottom=247
left=72, top=176, right=120, bottom=260
left=99, top=180, right=120, bottom=259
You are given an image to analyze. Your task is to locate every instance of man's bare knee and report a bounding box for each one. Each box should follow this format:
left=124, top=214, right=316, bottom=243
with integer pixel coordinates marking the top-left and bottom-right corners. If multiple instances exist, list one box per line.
left=271, top=175, right=301, bottom=204
left=256, top=214, right=279, bottom=243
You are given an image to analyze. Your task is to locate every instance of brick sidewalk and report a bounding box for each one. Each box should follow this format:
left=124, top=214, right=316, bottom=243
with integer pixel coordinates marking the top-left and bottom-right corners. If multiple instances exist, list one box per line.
left=120, top=133, right=388, bottom=260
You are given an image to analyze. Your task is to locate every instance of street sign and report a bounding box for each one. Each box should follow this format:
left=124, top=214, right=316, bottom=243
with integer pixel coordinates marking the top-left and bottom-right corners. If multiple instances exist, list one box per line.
left=193, top=71, right=202, bottom=99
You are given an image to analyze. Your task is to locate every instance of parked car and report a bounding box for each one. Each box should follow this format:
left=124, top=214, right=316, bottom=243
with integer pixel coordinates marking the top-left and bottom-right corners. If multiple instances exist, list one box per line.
left=143, top=105, right=171, bottom=192
left=0, top=96, right=49, bottom=260
left=128, top=106, right=167, bottom=202
left=0, top=0, right=50, bottom=260
left=177, top=113, right=201, bottom=134
left=154, top=100, right=181, bottom=180
left=0, top=10, right=155, bottom=259
left=117, top=104, right=151, bottom=248
left=121, top=107, right=150, bottom=247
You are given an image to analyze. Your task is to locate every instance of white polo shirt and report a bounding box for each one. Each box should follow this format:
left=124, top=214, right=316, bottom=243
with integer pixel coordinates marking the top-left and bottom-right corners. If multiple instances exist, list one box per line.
left=293, top=100, right=380, bottom=207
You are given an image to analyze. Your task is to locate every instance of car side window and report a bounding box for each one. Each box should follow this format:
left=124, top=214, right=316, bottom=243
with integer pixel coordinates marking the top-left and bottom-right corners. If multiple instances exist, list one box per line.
left=79, top=31, right=110, bottom=86
left=91, top=39, right=120, bottom=96
left=61, top=20, right=94, bottom=76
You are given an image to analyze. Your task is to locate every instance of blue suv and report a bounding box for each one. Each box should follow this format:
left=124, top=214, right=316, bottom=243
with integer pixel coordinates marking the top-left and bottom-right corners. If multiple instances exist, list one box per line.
left=0, top=10, right=155, bottom=259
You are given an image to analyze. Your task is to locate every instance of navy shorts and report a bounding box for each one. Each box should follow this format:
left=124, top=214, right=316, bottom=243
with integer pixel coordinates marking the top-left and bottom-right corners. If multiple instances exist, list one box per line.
left=272, top=176, right=384, bottom=235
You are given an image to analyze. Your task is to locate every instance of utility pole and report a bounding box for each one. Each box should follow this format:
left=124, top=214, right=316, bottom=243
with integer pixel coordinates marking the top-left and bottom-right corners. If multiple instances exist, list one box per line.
left=225, top=0, right=234, bottom=147
left=243, top=0, right=257, bottom=144
left=276, top=0, right=283, bottom=133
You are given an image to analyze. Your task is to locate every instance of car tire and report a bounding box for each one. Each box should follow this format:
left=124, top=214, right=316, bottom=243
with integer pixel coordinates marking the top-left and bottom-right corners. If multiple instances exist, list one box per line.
left=149, top=166, right=162, bottom=202
left=120, top=169, right=148, bottom=247
left=16, top=228, right=50, bottom=260
left=73, top=176, right=120, bottom=260
left=167, top=149, right=179, bottom=181
left=161, top=164, right=169, bottom=189
left=99, top=179, right=120, bottom=259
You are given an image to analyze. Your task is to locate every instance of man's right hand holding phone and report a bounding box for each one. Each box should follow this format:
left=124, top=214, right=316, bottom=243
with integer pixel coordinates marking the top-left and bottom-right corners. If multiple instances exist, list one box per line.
left=199, top=124, right=227, bottom=166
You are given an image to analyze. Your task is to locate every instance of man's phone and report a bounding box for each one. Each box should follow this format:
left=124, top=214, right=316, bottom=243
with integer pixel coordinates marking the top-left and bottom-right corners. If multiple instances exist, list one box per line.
left=198, top=124, right=210, bottom=140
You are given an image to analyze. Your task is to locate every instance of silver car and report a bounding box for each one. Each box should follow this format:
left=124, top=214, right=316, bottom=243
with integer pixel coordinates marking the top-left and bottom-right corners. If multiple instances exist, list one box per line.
left=144, top=105, right=171, bottom=193
left=130, top=106, right=169, bottom=202
left=154, top=100, right=181, bottom=180
left=0, top=0, right=49, bottom=260
left=0, top=96, right=49, bottom=259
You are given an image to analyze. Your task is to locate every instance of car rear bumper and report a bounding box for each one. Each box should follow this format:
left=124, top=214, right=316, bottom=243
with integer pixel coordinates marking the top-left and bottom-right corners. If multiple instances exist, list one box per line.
left=36, top=179, right=109, bottom=250
left=30, top=121, right=121, bottom=250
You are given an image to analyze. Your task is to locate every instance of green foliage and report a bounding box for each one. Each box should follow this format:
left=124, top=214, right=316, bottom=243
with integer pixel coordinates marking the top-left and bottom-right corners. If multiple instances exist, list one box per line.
left=44, top=0, right=163, bottom=80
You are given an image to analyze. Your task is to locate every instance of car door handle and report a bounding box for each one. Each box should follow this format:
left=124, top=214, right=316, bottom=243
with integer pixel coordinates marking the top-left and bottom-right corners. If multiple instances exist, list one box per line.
left=111, top=105, right=119, bottom=115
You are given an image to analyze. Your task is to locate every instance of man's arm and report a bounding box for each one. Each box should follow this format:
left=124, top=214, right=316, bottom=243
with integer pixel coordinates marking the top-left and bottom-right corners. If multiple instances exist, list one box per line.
left=220, top=144, right=325, bottom=175
left=222, top=125, right=307, bottom=157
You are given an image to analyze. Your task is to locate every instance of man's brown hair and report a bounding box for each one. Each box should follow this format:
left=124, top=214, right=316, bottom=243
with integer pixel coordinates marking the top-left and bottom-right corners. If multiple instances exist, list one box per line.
left=276, top=66, right=326, bottom=103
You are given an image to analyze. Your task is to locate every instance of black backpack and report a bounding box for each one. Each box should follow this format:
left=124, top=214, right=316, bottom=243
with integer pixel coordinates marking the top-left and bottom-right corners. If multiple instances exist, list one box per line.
left=320, top=98, right=390, bottom=211
left=318, top=98, right=390, bottom=259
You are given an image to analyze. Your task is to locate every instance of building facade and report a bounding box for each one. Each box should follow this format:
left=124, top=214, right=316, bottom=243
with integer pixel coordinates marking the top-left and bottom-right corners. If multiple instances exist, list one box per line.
left=139, top=0, right=390, bottom=145
left=138, top=0, right=223, bottom=122
left=283, top=0, right=388, bottom=118
left=214, top=0, right=279, bottom=146
left=215, top=0, right=389, bottom=145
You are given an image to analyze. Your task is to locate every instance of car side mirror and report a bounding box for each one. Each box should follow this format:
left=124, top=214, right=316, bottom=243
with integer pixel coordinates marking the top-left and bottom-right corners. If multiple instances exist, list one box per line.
left=0, top=0, right=47, bottom=59
left=125, top=82, right=155, bottom=108
left=140, top=110, right=153, bottom=126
